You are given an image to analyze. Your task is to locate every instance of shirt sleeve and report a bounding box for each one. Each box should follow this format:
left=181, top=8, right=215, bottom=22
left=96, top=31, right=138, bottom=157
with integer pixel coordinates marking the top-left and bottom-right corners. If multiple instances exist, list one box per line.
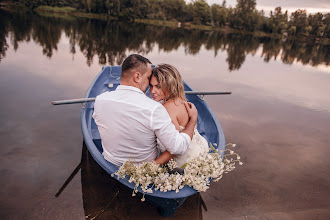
left=92, top=96, right=99, bottom=122
left=151, top=104, right=191, bottom=156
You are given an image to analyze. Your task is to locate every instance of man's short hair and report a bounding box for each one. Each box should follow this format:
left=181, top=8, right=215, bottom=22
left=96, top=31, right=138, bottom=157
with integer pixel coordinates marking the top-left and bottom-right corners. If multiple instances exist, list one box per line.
left=122, top=54, right=151, bottom=78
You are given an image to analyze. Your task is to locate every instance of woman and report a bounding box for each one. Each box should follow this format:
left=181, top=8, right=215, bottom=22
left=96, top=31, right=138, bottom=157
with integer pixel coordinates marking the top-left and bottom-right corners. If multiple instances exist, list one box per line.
left=151, top=64, right=209, bottom=168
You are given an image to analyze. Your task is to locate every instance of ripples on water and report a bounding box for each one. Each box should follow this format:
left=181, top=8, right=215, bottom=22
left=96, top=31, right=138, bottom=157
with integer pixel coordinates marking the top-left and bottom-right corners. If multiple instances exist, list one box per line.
left=1, top=9, right=330, bottom=219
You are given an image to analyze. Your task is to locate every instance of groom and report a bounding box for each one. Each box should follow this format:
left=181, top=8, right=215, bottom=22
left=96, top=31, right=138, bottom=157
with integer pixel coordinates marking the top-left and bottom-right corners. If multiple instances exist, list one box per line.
left=93, top=54, right=197, bottom=166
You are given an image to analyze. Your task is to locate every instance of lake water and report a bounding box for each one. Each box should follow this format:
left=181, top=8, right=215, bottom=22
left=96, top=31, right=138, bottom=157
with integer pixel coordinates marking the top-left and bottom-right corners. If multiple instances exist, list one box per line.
left=1, top=9, right=330, bottom=219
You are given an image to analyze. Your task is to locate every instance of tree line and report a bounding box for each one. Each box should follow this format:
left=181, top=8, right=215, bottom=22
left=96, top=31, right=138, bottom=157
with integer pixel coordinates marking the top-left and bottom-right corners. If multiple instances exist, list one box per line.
left=1, top=9, right=329, bottom=70
left=7, top=0, right=330, bottom=40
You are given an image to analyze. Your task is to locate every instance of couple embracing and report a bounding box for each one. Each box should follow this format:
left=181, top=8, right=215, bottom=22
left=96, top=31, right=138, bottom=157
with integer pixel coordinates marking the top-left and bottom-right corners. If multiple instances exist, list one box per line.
left=93, top=54, right=208, bottom=168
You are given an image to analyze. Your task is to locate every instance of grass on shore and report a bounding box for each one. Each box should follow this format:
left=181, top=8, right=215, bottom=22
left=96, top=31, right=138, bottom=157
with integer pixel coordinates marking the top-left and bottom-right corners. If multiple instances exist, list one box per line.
left=34, top=11, right=77, bottom=20
left=34, top=6, right=117, bottom=20
left=35, top=6, right=77, bottom=13
left=134, top=19, right=179, bottom=28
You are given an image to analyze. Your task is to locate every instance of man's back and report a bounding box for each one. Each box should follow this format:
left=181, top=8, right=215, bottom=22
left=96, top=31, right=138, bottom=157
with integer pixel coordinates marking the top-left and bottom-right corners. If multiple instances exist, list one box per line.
left=93, top=85, right=162, bottom=166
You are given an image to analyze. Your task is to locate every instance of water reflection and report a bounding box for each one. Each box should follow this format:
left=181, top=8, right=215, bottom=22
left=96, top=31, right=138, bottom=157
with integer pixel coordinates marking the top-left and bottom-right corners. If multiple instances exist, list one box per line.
left=80, top=143, right=204, bottom=219
left=0, top=9, right=329, bottom=70
left=1, top=8, right=330, bottom=220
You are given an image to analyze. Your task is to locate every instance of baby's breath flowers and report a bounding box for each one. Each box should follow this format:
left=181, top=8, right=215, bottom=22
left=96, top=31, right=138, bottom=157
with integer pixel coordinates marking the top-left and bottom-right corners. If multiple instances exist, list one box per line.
left=113, top=143, right=242, bottom=200
left=166, top=159, right=178, bottom=171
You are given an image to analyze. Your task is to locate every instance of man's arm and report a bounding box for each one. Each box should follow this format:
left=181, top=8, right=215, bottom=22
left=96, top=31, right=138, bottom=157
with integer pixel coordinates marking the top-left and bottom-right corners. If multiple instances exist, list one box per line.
left=154, top=110, right=180, bottom=165
left=154, top=150, right=175, bottom=165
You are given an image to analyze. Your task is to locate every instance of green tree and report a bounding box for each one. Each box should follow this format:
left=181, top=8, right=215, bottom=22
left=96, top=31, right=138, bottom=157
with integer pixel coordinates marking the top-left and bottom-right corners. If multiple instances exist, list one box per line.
left=289, top=9, right=311, bottom=37
left=119, top=0, right=149, bottom=19
left=83, top=0, right=92, bottom=13
left=160, top=0, right=186, bottom=21
left=105, top=0, right=112, bottom=15
left=221, top=0, right=226, bottom=8
left=228, top=0, right=259, bottom=32
left=268, top=7, right=288, bottom=34
left=146, top=0, right=165, bottom=20
left=236, top=0, right=256, bottom=13
left=210, top=4, right=228, bottom=27
left=190, top=0, right=211, bottom=25
left=308, top=13, right=326, bottom=37
left=323, top=13, right=330, bottom=38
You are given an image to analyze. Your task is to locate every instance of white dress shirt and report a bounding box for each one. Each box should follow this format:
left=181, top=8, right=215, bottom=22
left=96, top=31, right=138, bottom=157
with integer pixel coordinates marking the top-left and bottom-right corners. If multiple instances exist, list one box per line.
left=92, top=85, right=191, bottom=167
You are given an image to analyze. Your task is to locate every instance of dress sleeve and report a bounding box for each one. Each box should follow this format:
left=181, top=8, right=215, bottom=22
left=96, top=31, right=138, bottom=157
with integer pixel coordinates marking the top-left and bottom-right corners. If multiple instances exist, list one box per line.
left=151, top=105, right=191, bottom=156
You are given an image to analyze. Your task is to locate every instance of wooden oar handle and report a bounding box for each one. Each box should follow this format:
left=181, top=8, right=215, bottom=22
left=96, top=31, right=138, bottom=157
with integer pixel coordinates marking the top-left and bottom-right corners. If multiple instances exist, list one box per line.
left=51, top=98, right=96, bottom=105
left=185, top=91, right=231, bottom=95
left=51, top=91, right=232, bottom=105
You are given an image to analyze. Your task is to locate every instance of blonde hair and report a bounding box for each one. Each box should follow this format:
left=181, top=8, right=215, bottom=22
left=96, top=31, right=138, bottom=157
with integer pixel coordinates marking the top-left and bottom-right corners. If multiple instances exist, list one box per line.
left=151, top=64, right=186, bottom=103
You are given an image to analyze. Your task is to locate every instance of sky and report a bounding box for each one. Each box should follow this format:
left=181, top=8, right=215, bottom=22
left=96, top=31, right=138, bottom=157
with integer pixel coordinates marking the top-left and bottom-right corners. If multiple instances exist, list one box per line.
left=185, top=0, right=330, bottom=15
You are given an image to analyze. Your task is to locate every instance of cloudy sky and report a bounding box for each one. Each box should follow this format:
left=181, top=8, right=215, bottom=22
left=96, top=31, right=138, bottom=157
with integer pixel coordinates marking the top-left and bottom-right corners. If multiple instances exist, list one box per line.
left=185, top=0, right=330, bottom=15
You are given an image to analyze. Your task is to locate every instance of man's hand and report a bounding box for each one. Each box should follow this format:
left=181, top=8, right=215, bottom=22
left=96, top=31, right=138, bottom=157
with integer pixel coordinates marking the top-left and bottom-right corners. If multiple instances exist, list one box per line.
left=184, top=102, right=198, bottom=122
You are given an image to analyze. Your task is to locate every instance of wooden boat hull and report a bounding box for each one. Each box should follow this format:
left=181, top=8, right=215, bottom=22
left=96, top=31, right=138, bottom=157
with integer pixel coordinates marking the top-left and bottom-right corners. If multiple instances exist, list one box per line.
left=81, top=66, right=225, bottom=217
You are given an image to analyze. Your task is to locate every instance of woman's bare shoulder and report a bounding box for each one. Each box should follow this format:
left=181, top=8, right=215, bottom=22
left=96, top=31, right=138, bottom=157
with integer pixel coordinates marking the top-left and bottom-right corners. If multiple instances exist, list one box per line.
left=163, top=98, right=187, bottom=117
left=163, top=98, right=182, bottom=108
left=163, top=100, right=178, bottom=113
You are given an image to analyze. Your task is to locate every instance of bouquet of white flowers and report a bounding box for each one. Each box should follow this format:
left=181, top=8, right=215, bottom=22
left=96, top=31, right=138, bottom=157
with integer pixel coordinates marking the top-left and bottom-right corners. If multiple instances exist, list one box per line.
left=112, top=143, right=242, bottom=202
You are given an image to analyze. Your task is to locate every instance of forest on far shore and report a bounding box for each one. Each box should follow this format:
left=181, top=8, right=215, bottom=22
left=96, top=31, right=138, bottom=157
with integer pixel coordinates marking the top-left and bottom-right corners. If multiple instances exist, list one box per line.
left=3, top=0, right=330, bottom=40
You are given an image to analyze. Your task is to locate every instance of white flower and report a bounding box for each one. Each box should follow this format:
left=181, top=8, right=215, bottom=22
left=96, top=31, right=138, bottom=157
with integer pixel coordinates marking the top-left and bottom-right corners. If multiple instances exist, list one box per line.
left=113, top=143, right=242, bottom=197
left=167, top=159, right=178, bottom=171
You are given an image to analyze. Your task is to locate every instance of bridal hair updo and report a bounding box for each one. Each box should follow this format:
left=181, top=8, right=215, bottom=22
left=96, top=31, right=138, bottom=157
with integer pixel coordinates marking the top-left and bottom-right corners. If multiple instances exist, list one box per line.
left=151, top=64, right=186, bottom=103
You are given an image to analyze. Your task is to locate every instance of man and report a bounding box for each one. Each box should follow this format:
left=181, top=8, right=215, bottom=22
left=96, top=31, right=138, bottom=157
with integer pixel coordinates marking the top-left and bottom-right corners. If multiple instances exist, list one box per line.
left=92, top=54, right=197, bottom=166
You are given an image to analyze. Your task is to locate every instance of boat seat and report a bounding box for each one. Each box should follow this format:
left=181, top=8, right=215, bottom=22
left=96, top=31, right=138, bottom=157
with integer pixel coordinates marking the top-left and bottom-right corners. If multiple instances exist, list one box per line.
left=91, top=128, right=100, bottom=139
left=92, top=139, right=103, bottom=152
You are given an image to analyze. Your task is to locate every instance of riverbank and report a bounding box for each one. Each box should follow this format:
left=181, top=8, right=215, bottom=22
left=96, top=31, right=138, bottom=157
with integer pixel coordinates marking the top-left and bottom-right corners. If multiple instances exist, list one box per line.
left=30, top=6, right=283, bottom=40
left=33, top=5, right=270, bottom=36
left=34, top=6, right=118, bottom=20
left=0, top=1, right=29, bottom=11
left=1, top=4, right=328, bottom=44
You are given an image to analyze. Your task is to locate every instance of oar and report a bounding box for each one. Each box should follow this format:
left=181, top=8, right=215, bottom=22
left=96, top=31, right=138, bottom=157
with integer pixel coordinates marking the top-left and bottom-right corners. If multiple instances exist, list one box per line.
left=51, top=91, right=231, bottom=105
left=51, top=97, right=96, bottom=105
left=55, top=162, right=82, bottom=197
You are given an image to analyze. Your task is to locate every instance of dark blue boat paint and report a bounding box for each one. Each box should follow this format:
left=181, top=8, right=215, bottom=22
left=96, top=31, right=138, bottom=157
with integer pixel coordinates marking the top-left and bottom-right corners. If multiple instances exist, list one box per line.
left=81, top=66, right=226, bottom=217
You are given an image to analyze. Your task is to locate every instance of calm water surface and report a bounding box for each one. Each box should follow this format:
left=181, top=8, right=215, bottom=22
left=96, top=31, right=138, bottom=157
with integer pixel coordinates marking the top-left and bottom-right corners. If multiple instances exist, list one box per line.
left=1, top=9, right=330, bottom=219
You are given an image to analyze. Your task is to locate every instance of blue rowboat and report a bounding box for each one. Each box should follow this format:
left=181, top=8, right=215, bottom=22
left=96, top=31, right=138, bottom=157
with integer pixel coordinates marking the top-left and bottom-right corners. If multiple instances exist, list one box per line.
left=81, top=66, right=226, bottom=217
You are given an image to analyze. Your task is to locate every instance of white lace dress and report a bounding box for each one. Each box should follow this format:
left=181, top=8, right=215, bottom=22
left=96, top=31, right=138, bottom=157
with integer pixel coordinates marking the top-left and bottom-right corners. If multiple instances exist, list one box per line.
left=158, top=126, right=209, bottom=168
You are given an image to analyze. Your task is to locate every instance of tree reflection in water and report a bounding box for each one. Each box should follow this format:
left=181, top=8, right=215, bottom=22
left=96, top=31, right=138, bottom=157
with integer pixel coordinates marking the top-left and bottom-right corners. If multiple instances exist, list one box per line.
left=0, top=9, right=329, bottom=70
left=80, top=143, right=204, bottom=220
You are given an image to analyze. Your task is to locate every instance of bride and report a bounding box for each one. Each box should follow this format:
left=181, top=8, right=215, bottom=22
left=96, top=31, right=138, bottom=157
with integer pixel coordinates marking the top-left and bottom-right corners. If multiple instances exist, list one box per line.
left=151, top=64, right=209, bottom=168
